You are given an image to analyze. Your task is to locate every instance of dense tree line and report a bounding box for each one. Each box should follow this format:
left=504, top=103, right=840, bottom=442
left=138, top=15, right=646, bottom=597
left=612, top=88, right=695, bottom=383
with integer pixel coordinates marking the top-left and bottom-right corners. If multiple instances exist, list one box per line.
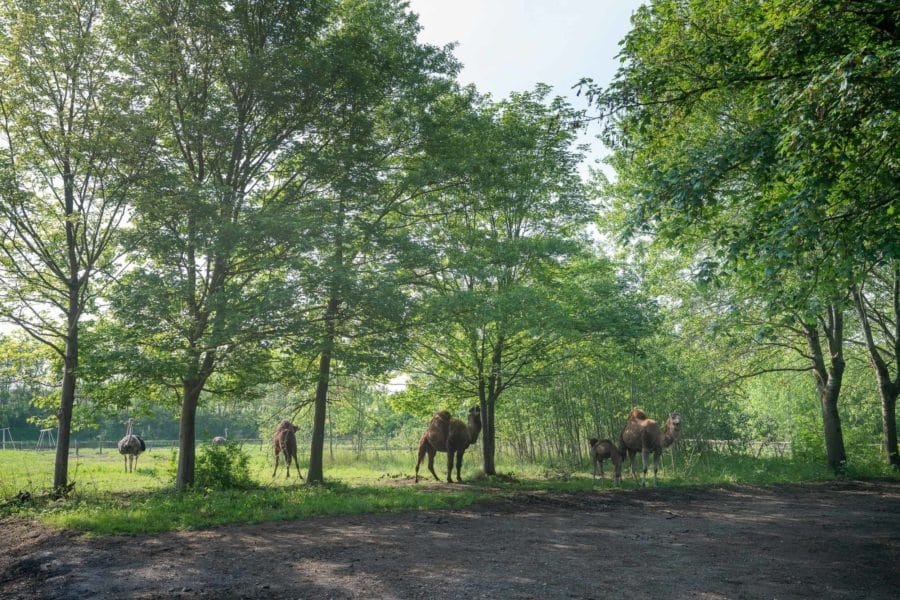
left=581, top=0, right=898, bottom=469
left=1, top=0, right=896, bottom=493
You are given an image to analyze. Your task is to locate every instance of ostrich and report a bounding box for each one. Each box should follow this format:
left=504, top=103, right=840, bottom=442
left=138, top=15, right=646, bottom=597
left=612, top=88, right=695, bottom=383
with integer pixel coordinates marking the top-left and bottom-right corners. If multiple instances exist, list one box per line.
left=117, top=418, right=146, bottom=473
left=415, top=406, right=482, bottom=483
left=272, top=420, right=302, bottom=479
left=588, top=438, right=622, bottom=484
left=212, top=428, right=228, bottom=445
left=619, top=409, right=682, bottom=487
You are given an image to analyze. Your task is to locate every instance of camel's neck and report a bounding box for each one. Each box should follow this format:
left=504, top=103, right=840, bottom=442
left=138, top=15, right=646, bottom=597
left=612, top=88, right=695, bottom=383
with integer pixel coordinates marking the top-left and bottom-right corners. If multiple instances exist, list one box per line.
left=468, top=420, right=482, bottom=444
left=662, top=426, right=680, bottom=448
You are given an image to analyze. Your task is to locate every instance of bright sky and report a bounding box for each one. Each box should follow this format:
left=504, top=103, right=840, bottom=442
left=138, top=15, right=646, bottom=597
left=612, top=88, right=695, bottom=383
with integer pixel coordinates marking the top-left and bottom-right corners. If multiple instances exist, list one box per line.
left=407, top=0, right=644, bottom=172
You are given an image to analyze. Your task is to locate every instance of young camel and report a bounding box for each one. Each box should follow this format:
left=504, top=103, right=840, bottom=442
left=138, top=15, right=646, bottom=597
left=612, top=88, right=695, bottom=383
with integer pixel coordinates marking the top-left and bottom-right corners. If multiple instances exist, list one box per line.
left=588, top=438, right=622, bottom=484
left=272, top=420, right=303, bottom=479
left=415, top=406, right=482, bottom=483
left=618, top=409, right=682, bottom=487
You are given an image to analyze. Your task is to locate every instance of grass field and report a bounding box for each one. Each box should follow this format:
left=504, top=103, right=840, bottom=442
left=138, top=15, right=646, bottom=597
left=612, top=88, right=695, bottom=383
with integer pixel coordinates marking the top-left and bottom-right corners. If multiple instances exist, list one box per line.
left=1, top=442, right=897, bottom=536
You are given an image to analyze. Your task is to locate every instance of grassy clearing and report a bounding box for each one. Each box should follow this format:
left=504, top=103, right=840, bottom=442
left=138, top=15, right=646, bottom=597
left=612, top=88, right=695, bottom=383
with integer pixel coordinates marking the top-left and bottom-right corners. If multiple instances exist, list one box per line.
left=1, top=444, right=897, bottom=536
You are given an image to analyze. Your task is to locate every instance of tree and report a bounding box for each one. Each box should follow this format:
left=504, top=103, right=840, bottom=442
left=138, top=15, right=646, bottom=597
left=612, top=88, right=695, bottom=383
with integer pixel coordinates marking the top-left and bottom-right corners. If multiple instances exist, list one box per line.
left=111, top=0, right=338, bottom=488
left=0, top=0, right=150, bottom=489
left=852, top=261, right=900, bottom=467
left=276, top=0, right=458, bottom=484
left=582, top=0, right=899, bottom=468
left=410, top=85, right=597, bottom=476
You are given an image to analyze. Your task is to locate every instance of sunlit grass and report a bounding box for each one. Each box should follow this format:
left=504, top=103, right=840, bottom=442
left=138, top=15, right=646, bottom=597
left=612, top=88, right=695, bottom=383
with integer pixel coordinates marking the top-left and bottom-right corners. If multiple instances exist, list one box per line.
left=2, top=443, right=897, bottom=536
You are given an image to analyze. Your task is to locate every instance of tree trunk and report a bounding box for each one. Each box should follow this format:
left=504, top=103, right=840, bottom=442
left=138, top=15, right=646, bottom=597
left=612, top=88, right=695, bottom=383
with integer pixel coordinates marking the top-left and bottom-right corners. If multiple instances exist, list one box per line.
left=308, top=292, right=340, bottom=484
left=53, top=314, right=77, bottom=490
left=54, top=163, right=79, bottom=491
left=176, top=381, right=202, bottom=489
left=480, top=395, right=496, bottom=475
left=802, top=306, right=847, bottom=470
left=820, top=387, right=846, bottom=469
left=852, top=277, right=900, bottom=467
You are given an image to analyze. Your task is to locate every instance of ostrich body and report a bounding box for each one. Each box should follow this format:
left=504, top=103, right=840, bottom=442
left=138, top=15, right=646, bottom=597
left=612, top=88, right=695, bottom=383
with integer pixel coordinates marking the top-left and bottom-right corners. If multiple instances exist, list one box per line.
left=619, top=409, right=682, bottom=487
left=415, top=406, right=482, bottom=483
left=272, top=420, right=302, bottom=479
left=212, top=429, right=228, bottom=445
left=117, top=418, right=146, bottom=473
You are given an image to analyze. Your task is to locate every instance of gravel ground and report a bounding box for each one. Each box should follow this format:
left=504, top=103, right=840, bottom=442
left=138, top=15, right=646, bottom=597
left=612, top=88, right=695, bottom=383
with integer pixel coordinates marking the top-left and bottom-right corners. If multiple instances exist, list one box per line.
left=2, top=479, right=899, bottom=599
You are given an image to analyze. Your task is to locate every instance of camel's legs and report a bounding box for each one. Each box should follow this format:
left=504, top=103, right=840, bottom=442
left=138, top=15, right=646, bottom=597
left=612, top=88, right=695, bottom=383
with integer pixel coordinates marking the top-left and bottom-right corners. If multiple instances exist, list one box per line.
left=455, top=450, right=464, bottom=482
left=641, top=447, right=650, bottom=487
left=273, top=450, right=281, bottom=478
left=628, top=450, right=639, bottom=483
left=599, top=460, right=605, bottom=481
left=414, top=442, right=425, bottom=482
left=415, top=439, right=434, bottom=482
left=292, top=453, right=303, bottom=480
left=425, top=447, right=439, bottom=481
left=446, top=450, right=455, bottom=483
left=652, top=450, right=661, bottom=487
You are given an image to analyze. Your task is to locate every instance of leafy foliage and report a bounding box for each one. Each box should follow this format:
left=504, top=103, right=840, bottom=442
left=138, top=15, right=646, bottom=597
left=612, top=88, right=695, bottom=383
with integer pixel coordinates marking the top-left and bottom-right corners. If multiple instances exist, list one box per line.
left=192, top=442, right=254, bottom=490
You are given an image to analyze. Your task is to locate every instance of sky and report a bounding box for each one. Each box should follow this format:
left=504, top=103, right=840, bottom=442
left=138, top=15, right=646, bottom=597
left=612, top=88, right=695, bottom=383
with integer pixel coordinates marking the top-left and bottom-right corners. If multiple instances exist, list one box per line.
left=406, top=0, right=644, bottom=171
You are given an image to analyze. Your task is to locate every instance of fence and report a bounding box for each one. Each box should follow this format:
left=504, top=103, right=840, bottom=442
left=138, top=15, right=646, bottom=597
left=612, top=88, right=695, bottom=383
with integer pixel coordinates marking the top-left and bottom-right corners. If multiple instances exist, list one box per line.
left=2, top=434, right=796, bottom=461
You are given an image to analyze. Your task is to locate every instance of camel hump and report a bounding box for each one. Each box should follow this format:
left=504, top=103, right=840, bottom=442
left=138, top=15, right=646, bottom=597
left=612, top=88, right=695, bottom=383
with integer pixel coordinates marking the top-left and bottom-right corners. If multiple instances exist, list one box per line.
left=434, top=410, right=451, bottom=421
left=628, top=408, right=647, bottom=421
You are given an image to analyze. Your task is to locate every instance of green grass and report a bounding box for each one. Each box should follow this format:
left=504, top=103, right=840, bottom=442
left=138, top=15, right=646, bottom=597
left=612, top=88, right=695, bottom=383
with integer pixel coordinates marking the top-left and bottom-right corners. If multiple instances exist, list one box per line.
left=2, top=444, right=897, bottom=536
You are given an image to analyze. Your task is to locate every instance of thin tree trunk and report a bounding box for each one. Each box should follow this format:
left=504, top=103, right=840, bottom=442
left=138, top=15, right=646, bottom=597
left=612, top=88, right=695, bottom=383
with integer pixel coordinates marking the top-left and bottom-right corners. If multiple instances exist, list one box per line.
left=53, top=315, right=77, bottom=490
left=802, top=306, right=847, bottom=470
left=54, top=165, right=79, bottom=491
left=176, top=381, right=202, bottom=489
left=852, top=276, right=900, bottom=467
left=481, top=396, right=496, bottom=475
left=308, top=292, right=340, bottom=484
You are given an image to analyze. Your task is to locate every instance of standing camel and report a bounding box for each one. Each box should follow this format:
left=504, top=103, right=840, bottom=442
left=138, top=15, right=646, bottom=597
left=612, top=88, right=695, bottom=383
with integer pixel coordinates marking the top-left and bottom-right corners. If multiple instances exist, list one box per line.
left=272, top=420, right=302, bottom=479
left=588, top=438, right=622, bottom=484
left=415, top=406, right=482, bottom=483
left=117, top=418, right=146, bottom=473
left=618, top=409, right=682, bottom=487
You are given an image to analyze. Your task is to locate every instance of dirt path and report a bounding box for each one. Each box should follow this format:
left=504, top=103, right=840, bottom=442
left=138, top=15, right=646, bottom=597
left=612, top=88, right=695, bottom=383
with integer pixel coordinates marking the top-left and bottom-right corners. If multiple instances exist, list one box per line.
left=2, top=480, right=899, bottom=599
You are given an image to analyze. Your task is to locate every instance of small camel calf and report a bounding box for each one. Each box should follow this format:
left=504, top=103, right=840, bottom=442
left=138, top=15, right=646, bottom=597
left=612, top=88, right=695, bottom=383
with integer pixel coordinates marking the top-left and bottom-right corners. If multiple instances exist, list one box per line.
left=272, top=420, right=303, bottom=479
left=589, top=438, right=622, bottom=484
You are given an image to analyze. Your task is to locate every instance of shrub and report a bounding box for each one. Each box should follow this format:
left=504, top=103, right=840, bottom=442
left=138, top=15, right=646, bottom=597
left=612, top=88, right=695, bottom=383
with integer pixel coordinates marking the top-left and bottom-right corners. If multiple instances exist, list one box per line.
left=193, top=442, right=255, bottom=490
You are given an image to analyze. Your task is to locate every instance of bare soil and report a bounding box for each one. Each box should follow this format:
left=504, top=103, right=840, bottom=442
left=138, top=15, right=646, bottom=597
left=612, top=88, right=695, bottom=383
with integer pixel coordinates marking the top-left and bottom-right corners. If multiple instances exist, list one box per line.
left=2, top=479, right=898, bottom=599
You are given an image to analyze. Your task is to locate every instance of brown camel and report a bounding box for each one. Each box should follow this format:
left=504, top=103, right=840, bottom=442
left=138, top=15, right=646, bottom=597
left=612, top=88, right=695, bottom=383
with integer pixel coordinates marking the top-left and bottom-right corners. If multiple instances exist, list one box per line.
left=588, top=438, right=622, bottom=484
left=415, top=406, right=482, bottom=483
left=618, top=408, right=682, bottom=487
left=272, top=420, right=302, bottom=479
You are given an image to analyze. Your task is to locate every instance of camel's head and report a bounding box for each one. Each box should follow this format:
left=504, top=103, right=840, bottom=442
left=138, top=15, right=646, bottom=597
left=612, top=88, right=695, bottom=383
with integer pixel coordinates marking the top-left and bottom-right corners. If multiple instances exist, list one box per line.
left=589, top=437, right=599, bottom=448
left=468, top=405, right=481, bottom=421
left=277, top=419, right=298, bottom=433
left=667, top=412, right=682, bottom=431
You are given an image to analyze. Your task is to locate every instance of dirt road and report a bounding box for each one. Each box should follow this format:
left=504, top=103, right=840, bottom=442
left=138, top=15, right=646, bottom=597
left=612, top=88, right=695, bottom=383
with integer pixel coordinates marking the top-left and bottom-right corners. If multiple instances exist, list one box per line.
left=2, top=480, right=898, bottom=599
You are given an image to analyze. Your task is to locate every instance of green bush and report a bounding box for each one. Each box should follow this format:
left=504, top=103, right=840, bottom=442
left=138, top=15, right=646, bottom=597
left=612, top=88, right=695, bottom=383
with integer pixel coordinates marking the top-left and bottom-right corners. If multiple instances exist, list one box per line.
left=193, top=442, right=255, bottom=490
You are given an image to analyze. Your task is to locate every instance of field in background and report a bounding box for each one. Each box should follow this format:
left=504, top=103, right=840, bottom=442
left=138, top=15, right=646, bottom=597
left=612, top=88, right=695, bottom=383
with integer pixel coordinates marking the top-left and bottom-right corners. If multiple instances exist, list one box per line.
left=1, top=442, right=897, bottom=536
